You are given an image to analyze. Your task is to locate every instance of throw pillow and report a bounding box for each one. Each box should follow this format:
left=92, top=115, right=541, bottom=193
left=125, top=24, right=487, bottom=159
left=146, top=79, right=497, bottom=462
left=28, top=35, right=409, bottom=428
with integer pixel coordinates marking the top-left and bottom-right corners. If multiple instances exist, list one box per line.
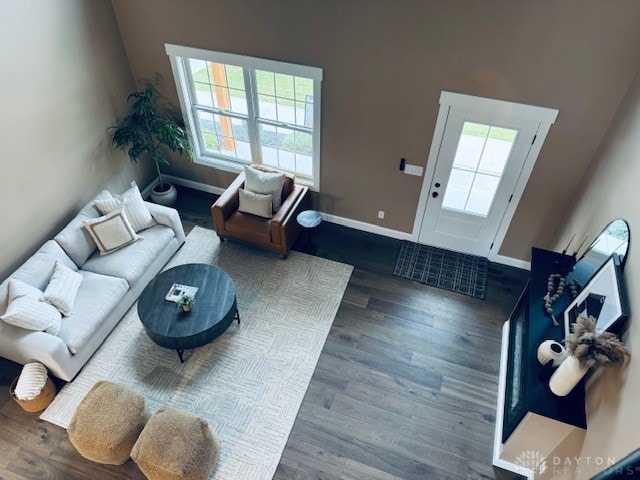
left=1, top=282, right=61, bottom=335
left=238, top=188, right=273, bottom=219
left=54, top=190, right=114, bottom=266
left=14, top=362, right=49, bottom=401
left=94, top=185, right=156, bottom=233
left=8, top=278, right=44, bottom=302
left=83, top=209, right=140, bottom=256
left=244, top=165, right=286, bottom=212
left=42, top=261, right=83, bottom=316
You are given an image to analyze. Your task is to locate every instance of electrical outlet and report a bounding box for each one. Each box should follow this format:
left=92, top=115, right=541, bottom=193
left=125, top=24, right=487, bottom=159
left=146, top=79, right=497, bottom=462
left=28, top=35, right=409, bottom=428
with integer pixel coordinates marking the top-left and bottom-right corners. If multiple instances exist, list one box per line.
left=404, top=164, right=424, bottom=176
left=378, top=211, right=385, bottom=219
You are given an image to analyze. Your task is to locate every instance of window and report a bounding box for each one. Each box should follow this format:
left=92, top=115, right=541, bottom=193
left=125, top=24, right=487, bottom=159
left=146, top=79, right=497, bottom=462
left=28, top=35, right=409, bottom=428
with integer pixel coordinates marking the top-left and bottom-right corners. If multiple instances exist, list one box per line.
left=165, top=44, right=323, bottom=190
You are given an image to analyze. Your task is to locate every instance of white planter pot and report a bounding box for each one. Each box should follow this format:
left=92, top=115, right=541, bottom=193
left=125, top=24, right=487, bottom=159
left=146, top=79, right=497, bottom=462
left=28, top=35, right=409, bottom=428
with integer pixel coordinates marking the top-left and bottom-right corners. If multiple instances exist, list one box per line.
left=549, top=356, right=589, bottom=396
left=151, top=183, right=177, bottom=206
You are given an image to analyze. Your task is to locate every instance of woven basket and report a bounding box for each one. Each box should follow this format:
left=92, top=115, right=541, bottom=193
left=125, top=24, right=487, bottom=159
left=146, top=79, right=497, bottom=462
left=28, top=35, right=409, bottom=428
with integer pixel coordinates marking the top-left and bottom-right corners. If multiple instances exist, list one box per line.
left=10, top=375, right=57, bottom=413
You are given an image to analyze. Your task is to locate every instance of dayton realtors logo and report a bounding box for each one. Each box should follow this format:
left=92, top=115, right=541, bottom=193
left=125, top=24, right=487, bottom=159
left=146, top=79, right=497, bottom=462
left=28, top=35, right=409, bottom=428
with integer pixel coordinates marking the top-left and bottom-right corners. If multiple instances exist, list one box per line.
left=515, top=450, right=546, bottom=474
left=515, top=450, right=620, bottom=477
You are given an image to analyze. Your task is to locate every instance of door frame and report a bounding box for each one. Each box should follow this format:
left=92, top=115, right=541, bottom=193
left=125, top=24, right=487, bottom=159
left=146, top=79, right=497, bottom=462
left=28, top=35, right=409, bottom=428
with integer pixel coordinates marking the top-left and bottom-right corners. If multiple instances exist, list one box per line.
left=411, top=91, right=559, bottom=262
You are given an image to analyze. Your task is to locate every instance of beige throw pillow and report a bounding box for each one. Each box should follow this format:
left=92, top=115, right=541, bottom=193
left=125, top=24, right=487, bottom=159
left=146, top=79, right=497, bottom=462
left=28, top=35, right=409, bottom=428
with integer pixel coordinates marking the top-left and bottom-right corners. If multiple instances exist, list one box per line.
left=42, top=261, right=83, bottom=316
left=83, top=209, right=140, bottom=256
left=238, top=188, right=273, bottom=218
left=94, top=185, right=156, bottom=233
left=244, top=165, right=286, bottom=212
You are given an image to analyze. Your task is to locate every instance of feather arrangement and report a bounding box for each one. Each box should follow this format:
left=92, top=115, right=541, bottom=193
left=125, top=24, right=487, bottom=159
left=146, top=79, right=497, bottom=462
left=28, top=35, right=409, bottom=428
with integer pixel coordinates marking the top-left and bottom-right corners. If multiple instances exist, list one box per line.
left=565, top=313, right=630, bottom=369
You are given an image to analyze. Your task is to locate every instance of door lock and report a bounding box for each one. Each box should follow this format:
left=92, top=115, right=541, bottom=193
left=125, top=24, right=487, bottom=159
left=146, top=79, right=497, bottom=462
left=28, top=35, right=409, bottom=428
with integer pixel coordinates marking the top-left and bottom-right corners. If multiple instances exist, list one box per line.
left=432, top=191, right=439, bottom=198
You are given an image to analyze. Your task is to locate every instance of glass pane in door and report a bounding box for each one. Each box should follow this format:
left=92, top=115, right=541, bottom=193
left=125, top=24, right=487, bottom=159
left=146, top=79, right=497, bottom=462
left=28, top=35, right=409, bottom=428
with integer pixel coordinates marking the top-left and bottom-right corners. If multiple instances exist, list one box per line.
left=441, top=122, right=518, bottom=217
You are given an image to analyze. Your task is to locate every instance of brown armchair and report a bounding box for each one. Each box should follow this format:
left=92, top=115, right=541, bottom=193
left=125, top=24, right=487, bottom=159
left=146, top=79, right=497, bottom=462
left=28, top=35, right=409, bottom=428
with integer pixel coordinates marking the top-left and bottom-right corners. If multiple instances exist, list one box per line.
left=211, top=167, right=310, bottom=258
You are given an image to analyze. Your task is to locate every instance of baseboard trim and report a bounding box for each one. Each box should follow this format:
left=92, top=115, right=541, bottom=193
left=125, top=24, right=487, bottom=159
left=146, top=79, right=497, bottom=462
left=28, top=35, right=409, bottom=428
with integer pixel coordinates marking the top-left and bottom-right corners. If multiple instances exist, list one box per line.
left=140, top=178, right=159, bottom=199
left=151, top=174, right=532, bottom=269
left=319, top=213, right=414, bottom=241
left=491, top=254, right=531, bottom=271
left=163, top=175, right=227, bottom=195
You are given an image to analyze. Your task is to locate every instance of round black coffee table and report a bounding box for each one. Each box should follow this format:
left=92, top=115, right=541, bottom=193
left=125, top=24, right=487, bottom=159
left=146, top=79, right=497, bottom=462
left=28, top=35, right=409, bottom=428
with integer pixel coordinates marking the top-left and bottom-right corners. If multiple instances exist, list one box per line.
left=137, top=263, right=239, bottom=362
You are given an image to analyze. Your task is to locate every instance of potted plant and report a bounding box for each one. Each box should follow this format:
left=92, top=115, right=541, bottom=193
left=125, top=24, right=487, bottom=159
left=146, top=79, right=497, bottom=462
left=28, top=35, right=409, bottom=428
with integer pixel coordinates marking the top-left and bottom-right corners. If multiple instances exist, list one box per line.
left=549, top=313, right=630, bottom=396
left=112, top=77, right=192, bottom=206
left=176, top=293, right=195, bottom=313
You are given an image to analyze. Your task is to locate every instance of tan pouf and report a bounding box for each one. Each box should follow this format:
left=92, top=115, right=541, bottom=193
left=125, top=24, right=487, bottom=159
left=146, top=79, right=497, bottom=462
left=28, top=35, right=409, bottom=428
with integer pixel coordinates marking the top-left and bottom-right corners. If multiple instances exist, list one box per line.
left=131, top=406, right=221, bottom=480
left=68, top=380, right=146, bottom=465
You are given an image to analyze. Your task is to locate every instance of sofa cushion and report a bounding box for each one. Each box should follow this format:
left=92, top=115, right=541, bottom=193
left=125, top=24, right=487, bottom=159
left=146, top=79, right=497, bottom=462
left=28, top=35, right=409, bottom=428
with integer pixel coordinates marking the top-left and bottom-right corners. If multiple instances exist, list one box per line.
left=0, top=240, right=78, bottom=317
left=225, top=211, right=272, bottom=244
left=57, top=270, right=128, bottom=355
left=42, top=261, right=83, bottom=316
left=55, top=190, right=113, bottom=266
left=81, top=225, right=174, bottom=288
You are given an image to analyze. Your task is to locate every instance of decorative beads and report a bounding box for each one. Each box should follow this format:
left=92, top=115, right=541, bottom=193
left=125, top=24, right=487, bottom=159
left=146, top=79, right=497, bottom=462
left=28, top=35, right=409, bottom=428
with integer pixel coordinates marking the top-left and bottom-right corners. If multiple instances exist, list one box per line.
left=543, top=274, right=580, bottom=326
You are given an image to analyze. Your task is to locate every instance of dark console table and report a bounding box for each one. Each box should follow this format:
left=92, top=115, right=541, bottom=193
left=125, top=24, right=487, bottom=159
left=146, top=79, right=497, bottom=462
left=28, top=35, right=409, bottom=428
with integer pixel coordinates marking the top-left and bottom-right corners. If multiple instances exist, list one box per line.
left=137, top=263, right=240, bottom=362
left=493, top=247, right=591, bottom=476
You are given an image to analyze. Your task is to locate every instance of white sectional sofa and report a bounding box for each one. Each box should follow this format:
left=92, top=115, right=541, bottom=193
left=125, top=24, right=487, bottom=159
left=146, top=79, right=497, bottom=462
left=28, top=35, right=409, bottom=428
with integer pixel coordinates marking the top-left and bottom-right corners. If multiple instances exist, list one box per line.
left=0, top=190, right=185, bottom=381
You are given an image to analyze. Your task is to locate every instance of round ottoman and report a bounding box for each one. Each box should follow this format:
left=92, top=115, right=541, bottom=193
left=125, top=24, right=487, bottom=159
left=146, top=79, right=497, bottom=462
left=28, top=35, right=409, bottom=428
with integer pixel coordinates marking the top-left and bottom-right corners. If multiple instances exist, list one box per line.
left=68, top=381, right=146, bottom=465
left=131, top=406, right=221, bottom=480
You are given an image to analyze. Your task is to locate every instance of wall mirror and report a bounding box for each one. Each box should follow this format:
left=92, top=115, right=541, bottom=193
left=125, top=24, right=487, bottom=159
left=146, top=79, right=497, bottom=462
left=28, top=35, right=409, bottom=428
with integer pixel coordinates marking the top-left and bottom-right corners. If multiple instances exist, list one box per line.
left=573, top=219, right=630, bottom=280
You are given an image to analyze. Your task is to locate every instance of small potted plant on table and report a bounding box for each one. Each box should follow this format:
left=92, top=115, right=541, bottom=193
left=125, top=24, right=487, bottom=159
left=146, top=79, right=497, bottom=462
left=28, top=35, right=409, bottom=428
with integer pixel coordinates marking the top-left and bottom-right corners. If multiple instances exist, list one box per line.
left=176, top=293, right=195, bottom=313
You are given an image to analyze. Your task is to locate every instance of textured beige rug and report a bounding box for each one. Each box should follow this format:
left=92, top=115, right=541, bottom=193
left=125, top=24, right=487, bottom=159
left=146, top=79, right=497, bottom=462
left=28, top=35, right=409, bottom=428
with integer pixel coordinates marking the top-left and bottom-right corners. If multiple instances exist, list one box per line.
left=41, top=226, right=353, bottom=480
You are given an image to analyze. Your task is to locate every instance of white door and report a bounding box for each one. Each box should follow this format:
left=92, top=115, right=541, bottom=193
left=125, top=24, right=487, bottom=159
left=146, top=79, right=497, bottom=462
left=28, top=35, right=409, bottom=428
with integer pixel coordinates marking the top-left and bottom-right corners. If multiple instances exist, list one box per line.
left=417, top=93, right=557, bottom=257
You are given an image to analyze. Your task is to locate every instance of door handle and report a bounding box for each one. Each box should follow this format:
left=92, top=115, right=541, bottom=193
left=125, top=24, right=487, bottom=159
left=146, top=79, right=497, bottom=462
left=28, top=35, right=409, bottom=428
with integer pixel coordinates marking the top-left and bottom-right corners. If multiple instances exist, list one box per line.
left=432, top=191, right=439, bottom=198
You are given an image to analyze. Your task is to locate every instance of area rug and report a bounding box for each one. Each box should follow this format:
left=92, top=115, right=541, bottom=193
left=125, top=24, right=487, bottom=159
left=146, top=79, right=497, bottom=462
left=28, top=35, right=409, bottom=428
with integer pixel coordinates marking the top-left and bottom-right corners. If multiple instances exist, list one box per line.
left=393, top=241, right=488, bottom=299
left=41, top=226, right=353, bottom=480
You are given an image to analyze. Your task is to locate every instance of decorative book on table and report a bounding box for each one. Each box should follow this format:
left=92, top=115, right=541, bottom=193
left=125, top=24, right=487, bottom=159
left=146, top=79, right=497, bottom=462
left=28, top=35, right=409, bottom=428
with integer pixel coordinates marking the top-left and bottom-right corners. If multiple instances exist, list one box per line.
left=165, top=284, right=198, bottom=303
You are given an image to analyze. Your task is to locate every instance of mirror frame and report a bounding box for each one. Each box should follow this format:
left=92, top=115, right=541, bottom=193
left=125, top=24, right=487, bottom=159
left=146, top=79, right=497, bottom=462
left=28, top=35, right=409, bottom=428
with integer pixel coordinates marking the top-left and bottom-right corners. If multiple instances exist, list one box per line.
left=579, top=219, right=630, bottom=271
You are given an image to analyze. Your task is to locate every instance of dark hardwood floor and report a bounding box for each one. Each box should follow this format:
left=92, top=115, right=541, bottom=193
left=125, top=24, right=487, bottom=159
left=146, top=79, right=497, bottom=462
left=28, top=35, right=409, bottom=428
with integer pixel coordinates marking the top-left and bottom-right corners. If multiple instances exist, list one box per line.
left=0, top=186, right=528, bottom=479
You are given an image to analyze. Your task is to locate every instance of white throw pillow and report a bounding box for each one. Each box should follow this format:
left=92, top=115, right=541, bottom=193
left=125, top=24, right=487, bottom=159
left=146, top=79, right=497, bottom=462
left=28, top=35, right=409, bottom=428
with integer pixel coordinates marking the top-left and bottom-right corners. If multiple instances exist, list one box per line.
left=14, top=362, right=48, bottom=401
left=42, top=261, right=83, bottom=316
left=83, top=209, right=140, bottom=256
left=238, top=188, right=273, bottom=219
left=94, top=185, right=156, bottom=233
left=8, top=278, right=44, bottom=302
left=244, top=165, right=286, bottom=212
left=1, top=287, right=62, bottom=335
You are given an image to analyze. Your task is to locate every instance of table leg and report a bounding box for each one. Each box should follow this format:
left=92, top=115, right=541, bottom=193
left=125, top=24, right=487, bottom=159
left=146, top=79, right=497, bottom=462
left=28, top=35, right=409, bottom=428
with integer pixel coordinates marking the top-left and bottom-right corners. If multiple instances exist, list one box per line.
left=302, top=228, right=317, bottom=254
left=176, top=349, right=185, bottom=363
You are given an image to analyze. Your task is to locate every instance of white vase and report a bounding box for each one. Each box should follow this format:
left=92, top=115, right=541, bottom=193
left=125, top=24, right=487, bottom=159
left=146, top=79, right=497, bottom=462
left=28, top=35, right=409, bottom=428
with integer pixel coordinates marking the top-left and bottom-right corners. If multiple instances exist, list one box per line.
left=151, top=183, right=177, bottom=206
left=549, top=356, right=589, bottom=396
left=537, top=340, right=568, bottom=367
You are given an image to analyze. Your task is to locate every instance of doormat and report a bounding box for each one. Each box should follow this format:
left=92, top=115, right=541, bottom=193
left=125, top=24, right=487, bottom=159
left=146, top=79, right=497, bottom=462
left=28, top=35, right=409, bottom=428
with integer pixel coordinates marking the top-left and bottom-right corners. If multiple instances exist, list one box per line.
left=393, top=241, right=488, bottom=299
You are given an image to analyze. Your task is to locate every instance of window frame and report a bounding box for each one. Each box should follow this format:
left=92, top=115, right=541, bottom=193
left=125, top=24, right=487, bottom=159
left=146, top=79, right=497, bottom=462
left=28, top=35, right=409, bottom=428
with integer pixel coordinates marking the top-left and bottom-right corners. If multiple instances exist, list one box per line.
left=166, top=44, right=323, bottom=191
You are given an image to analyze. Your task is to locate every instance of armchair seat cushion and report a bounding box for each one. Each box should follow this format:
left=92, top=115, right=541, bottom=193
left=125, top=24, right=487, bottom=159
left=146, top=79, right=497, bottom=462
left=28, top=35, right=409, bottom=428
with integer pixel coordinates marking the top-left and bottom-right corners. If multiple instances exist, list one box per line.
left=225, top=211, right=273, bottom=245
